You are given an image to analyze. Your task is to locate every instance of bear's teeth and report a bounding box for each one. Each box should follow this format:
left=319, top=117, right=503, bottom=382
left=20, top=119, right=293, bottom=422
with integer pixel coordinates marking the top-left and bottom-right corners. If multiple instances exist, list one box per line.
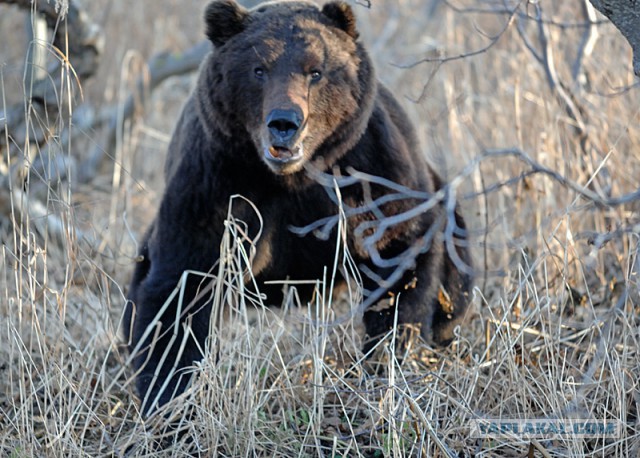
left=269, top=146, right=293, bottom=159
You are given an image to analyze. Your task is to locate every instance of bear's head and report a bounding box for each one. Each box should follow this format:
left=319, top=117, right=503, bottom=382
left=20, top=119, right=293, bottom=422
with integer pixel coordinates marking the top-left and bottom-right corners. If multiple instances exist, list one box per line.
left=199, top=0, right=376, bottom=176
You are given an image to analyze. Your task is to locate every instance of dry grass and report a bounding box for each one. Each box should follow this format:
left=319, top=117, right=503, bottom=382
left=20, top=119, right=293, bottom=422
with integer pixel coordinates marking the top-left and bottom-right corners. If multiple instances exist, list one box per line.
left=1, top=0, right=639, bottom=456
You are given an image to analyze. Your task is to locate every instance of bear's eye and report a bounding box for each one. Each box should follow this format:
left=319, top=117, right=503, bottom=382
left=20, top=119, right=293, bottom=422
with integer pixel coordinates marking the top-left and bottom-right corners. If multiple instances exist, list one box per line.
left=310, top=70, right=322, bottom=81
left=254, top=67, right=265, bottom=79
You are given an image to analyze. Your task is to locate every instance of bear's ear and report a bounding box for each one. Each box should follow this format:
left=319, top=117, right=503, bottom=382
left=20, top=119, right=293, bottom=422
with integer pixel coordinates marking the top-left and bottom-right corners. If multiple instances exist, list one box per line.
left=204, top=0, right=250, bottom=47
left=321, top=1, right=359, bottom=40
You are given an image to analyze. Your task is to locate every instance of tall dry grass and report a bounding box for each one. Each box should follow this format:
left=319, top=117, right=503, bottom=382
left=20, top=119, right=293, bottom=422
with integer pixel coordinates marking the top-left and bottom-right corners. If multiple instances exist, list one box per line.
left=1, top=0, right=639, bottom=456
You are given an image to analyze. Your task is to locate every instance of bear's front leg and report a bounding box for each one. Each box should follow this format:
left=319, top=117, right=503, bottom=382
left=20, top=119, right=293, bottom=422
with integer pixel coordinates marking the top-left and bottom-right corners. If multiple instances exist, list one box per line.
left=128, top=269, right=214, bottom=415
left=361, top=253, right=440, bottom=355
left=361, top=240, right=471, bottom=354
left=125, top=206, right=224, bottom=416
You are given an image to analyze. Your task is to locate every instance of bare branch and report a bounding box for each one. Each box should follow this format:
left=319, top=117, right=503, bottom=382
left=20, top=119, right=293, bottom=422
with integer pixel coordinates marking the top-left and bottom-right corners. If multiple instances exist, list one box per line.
left=297, top=146, right=640, bottom=316
left=515, top=11, right=543, bottom=64
left=572, top=0, right=600, bottom=82
left=443, top=0, right=608, bottom=28
left=394, top=4, right=518, bottom=68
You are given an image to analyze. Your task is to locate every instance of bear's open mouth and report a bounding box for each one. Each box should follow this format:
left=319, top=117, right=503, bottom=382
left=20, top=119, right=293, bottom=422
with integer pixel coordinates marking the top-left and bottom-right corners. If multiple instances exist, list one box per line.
left=268, top=145, right=297, bottom=160
left=265, top=144, right=303, bottom=163
left=261, top=142, right=305, bottom=174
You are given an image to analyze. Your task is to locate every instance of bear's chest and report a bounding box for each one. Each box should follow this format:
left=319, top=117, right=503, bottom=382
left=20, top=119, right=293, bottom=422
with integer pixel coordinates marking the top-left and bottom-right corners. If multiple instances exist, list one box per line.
left=249, top=186, right=339, bottom=278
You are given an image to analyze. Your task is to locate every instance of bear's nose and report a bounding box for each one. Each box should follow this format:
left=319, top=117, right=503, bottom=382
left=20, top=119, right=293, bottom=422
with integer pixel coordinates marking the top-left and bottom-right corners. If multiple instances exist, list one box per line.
left=267, top=109, right=301, bottom=143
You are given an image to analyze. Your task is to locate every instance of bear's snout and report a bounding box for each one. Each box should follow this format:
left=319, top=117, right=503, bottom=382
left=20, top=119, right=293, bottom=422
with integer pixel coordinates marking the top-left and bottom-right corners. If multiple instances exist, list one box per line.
left=266, top=109, right=302, bottom=144
left=260, top=107, right=307, bottom=174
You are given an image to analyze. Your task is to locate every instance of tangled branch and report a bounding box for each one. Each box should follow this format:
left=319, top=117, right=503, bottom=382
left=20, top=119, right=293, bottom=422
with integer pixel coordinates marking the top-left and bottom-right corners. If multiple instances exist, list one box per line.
left=294, top=146, right=640, bottom=322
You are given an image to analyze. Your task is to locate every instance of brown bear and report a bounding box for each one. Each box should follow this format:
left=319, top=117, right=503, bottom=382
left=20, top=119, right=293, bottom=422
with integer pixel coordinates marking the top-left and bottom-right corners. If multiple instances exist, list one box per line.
left=124, top=0, right=472, bottom=415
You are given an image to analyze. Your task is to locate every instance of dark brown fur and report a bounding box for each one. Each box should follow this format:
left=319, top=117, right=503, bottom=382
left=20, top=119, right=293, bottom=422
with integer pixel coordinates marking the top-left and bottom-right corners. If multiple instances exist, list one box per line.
left=125, top=0, right=472, bottom=415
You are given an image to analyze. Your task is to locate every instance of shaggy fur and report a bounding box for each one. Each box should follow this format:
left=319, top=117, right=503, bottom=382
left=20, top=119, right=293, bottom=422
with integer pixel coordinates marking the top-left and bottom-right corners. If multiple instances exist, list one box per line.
left=125, top=0, right=473, bottom=415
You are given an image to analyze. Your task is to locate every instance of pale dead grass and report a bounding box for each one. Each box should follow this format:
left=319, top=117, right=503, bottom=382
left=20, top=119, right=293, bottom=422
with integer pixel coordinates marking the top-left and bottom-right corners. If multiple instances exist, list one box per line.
left=1, top=0, right=639, bottom=456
